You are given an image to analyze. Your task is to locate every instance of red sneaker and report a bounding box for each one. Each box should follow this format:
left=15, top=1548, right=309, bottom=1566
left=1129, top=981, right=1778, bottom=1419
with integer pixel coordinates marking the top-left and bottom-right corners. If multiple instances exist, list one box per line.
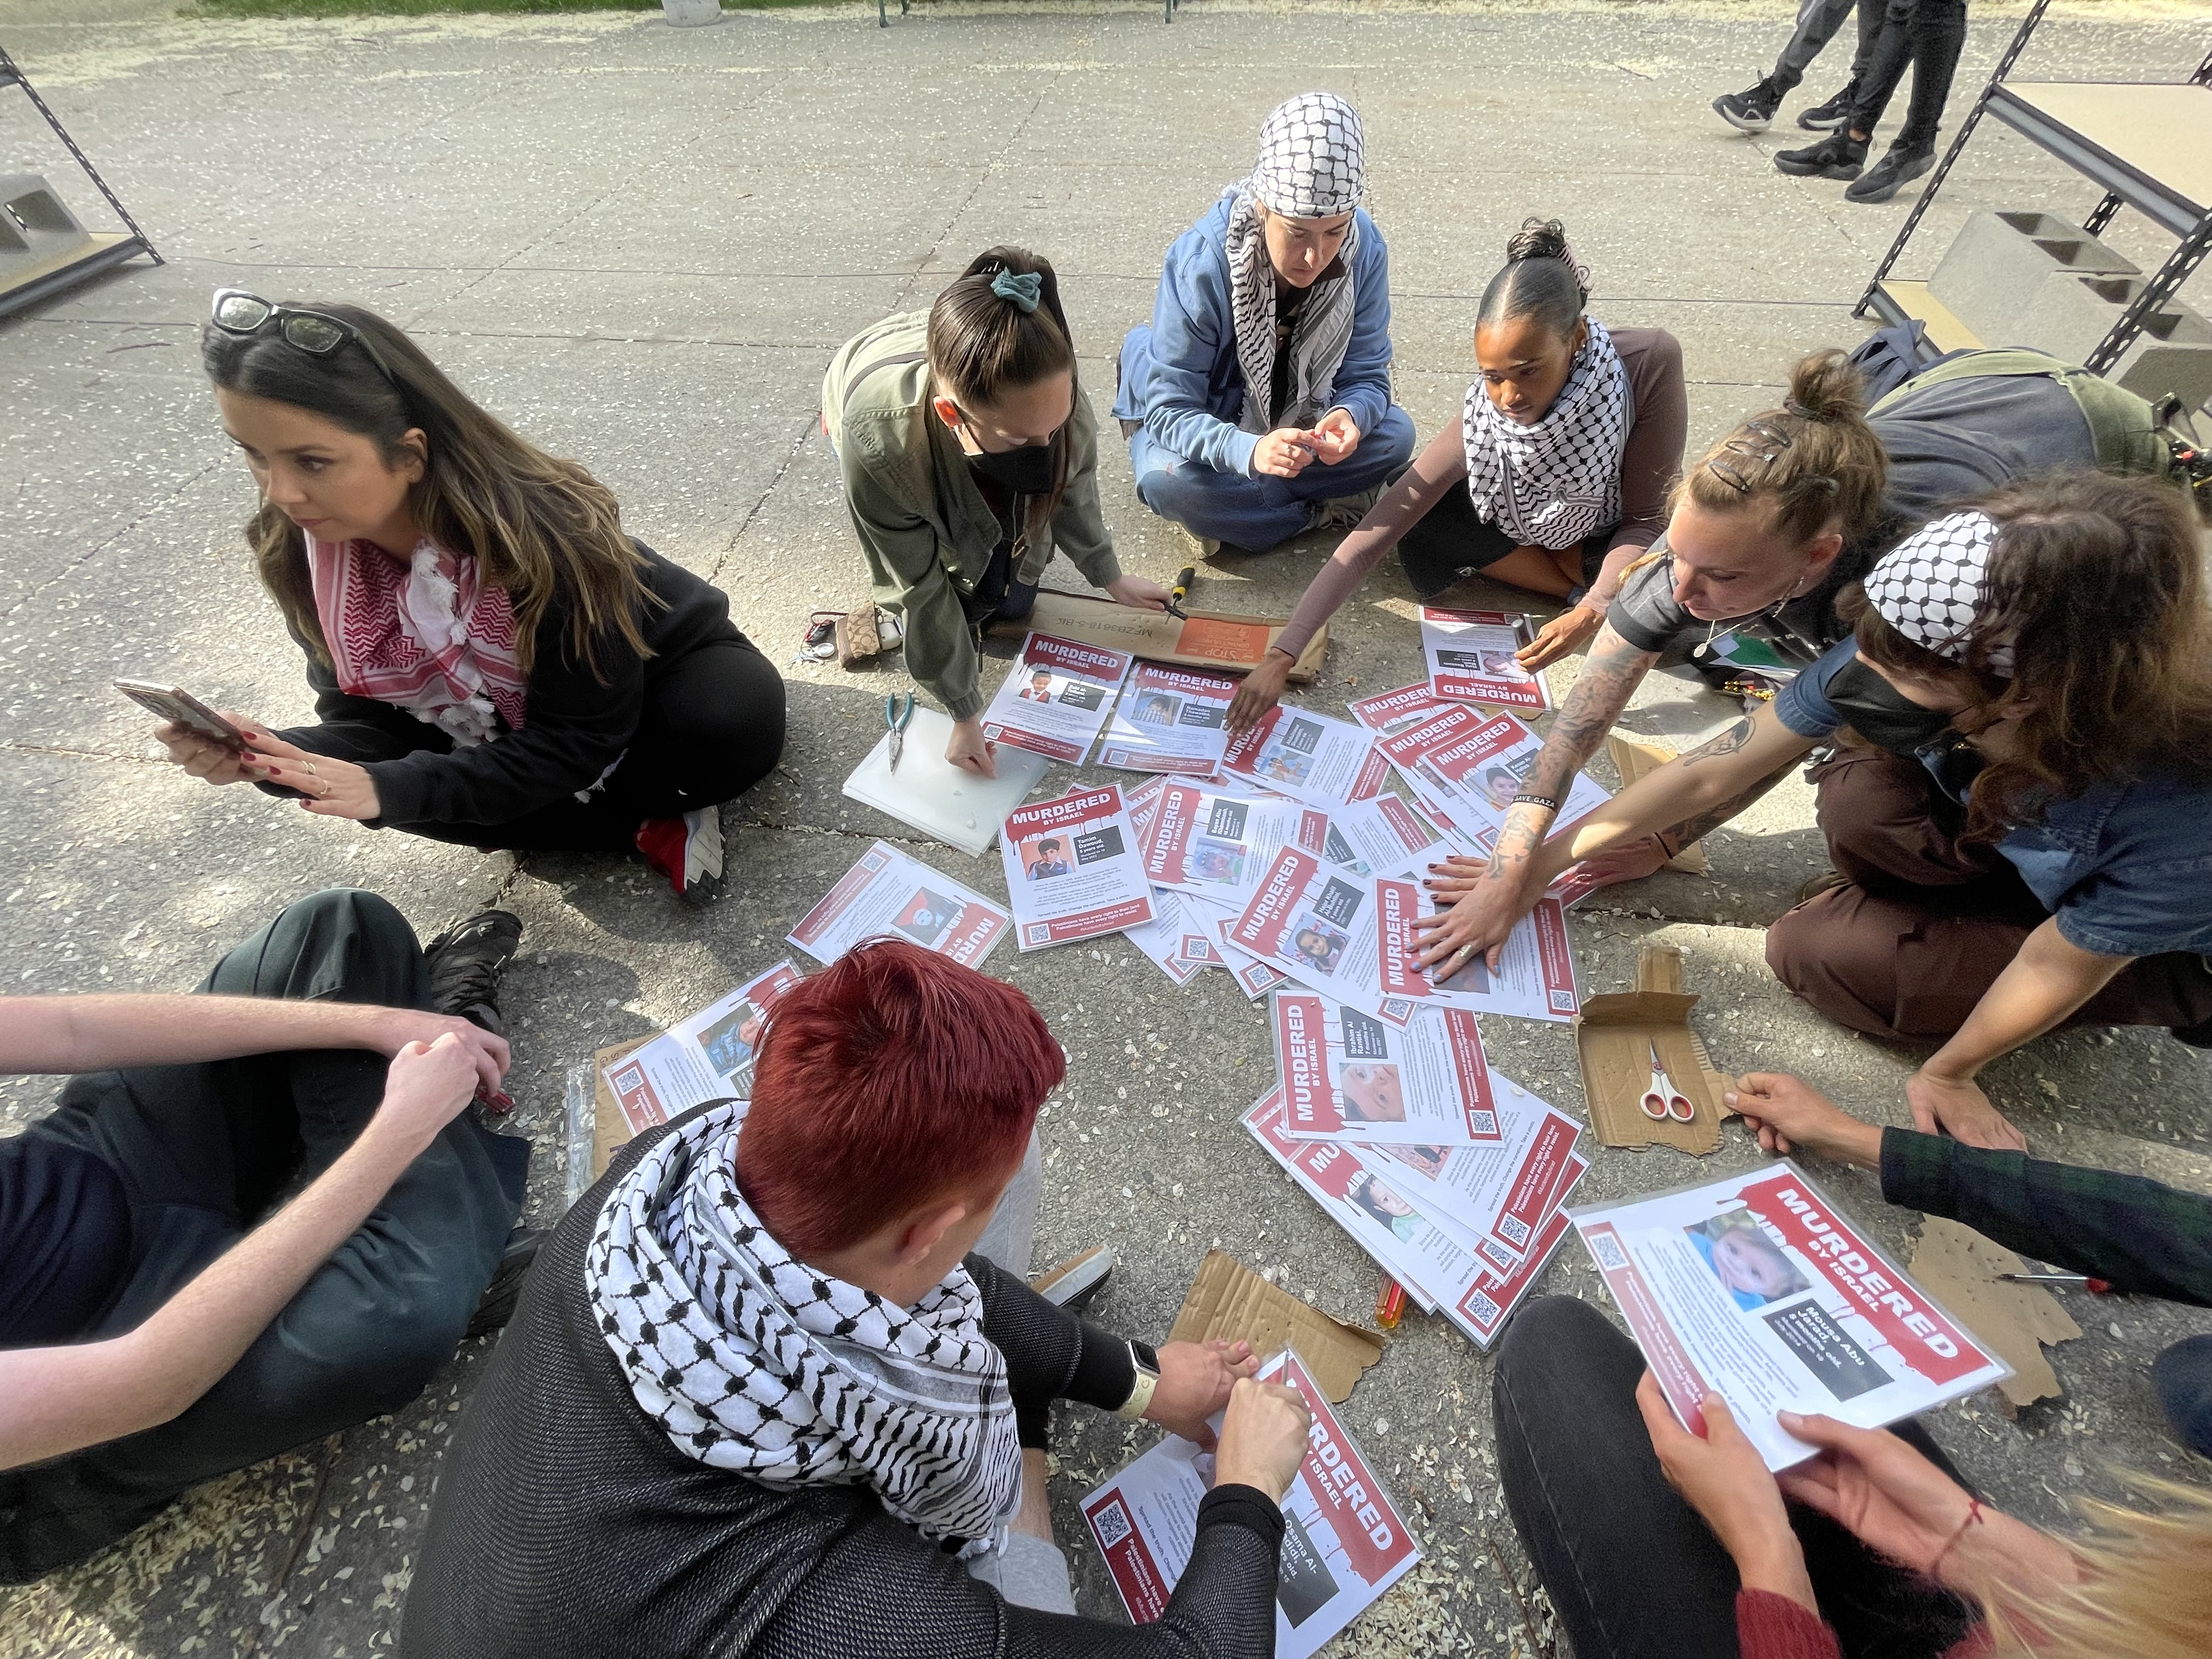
left=634, top=806, right=725, bottom=904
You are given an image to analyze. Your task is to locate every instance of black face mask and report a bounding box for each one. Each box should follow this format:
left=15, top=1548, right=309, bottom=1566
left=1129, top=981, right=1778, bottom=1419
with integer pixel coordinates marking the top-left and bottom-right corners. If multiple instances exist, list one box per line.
left=967, top=441, right=1056, bottom=496
left=1824, top=657, right=1959, bottom=755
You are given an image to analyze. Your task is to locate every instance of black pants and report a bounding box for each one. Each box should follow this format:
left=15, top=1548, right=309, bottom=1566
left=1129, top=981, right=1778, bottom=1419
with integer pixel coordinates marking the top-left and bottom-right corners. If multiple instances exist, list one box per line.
left=0, top=890, right=529, bottom=1583
left=1492, top=1297, right=1979, bottom=1659
left=307, top=634, right=786, bottom=853
left=1848, top=0, right=1968, bottom=149
left=1393, top=479, right=1613, bottom=602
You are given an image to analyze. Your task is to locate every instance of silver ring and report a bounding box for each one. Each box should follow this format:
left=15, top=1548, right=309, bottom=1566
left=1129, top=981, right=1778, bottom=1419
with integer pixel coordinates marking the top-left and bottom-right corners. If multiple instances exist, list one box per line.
left=1451, top=944, right=1473, bottom=962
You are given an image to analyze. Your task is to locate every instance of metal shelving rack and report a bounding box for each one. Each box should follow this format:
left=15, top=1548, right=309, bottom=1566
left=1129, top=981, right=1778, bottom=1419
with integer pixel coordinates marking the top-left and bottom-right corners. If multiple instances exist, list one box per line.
left=1854, top=5, right=2212, bottom=374
left=0, top=43, right=161, bottom=318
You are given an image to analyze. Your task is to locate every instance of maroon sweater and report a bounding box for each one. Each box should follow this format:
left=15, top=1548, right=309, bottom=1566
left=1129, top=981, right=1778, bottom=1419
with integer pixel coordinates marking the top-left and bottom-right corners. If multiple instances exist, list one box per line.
left=1739, top=1590, right=1992, bottom=1659
left=1275, top=326, right=1686, bottom=659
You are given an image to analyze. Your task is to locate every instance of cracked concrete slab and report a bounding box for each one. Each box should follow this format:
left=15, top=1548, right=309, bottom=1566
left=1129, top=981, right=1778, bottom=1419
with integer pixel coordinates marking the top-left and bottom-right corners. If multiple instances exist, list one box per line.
left=3, top=3, right=2209, bottom=1656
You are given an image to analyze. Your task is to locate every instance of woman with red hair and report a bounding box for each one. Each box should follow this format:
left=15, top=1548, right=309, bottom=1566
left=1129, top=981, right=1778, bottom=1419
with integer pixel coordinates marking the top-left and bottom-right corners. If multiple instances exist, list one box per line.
left=402, top=939, right=1312, bottom=1658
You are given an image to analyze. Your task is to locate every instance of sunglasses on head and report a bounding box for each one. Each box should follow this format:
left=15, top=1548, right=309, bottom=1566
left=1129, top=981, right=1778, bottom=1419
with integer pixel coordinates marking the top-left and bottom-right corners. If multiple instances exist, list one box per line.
left=210, top=289, right=399, bottom=385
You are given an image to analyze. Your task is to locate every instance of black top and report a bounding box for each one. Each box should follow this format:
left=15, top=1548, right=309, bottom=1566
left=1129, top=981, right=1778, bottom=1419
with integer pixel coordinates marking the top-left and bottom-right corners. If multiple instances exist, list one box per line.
left=400, top=1118, right=1287, bottom=1659
left=1606, top=372, right=2097, bottom=662
left=277, top=540, right=740, bottom=827
left=0, top=1136, right=131, bottom=1347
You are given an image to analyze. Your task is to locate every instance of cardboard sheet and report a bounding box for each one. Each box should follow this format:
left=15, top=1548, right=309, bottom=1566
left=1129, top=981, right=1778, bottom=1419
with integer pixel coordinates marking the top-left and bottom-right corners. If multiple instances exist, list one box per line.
left=996, top=589, right=1329, bottom=682
left=1907, top=1218, right=2081, bottom=1411
left=591, top=1036, right=651, bottom=1179
left=1168, top=1248, right=1384, bottom=1404
left=1605, top=731, right=1709, bottom=874
left=1575, top=944, right=1723, bottom=1155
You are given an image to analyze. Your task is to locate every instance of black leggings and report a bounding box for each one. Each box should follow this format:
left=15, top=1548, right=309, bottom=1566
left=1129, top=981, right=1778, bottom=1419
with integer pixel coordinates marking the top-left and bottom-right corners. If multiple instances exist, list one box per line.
left=1492, top=1296, right=1980, bottom=1659
left=312, top=634, right=786, bottom=852
left=1849, top=0, right=1968, bottom=149
left=1393, top=480, right=1613, bottom=601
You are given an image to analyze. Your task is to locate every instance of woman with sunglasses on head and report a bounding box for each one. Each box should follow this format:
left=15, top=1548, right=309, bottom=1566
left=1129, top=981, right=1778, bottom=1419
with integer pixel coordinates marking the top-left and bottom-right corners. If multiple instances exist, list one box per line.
left=1439, top=472, right=2212, bottom=1149
left=1228, top=218, right=1688, bottom=732
left=823, top=248, right=1170, bottom=778
left=1413, top=346, right=2188, bottom=978
left=161, top=291, right=785, bottom=902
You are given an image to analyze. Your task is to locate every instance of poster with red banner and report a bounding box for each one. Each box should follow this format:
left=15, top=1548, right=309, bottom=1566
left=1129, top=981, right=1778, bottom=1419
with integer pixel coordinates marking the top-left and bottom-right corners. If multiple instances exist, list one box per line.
left=1570, top=1163, right=2011, bottom=1470
left=1083, top=1350, right=1419, bottom=1659
left=1220, top=702, right=1392, bottom=810
left=1272, top=990, right=1502, bottom=1146
left=1377, top=702, right=1610, bottom=848
left=1375, top=1084, right=1586, bottom=1271
left=600, top=960, right=802, bottom=1133
left=1346, top=681, right=1457, bottom=736
left=1097, top=662, right=1239, bottom=775
left=1373, top=876, right=1582, bottom=1024
left=978, top=631, right=1133, bottom=764
left=786, top=841, right=1009, bottom=968
left=1224, top=847, right=1417, bottom=1024
left=999, top=785, right=1156, bottom=951
left=1419, top=606, right=1551, bottom=710
left=1141, top=782, right=1328, bottom=906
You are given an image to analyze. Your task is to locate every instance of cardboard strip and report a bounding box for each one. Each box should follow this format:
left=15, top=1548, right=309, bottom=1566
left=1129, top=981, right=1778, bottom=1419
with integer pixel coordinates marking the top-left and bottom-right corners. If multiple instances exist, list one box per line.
left=1575, top=944, right=1723, bottom=1155
left=1906, top=1218, right=2081, bottom=1412
left=999, top=589, right=1329, bottom=684
left=1606, top=732, right=1708, bottom=873
left=1169, top=1248, right=1385, bottom=1404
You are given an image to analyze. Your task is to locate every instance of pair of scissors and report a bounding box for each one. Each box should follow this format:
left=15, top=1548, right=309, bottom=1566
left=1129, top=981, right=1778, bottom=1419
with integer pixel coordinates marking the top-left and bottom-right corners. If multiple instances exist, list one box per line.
left=883, top=692, right=916, bottom=771
left=1640, top=1040, right=1696, bottom=1123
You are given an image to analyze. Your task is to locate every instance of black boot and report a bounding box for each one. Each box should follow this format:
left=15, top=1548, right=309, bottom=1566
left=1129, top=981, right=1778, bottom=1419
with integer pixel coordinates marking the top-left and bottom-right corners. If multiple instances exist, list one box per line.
left=424, top=909, right=523, bottom=1036
left=1775, top=130, right=1869, bottom=179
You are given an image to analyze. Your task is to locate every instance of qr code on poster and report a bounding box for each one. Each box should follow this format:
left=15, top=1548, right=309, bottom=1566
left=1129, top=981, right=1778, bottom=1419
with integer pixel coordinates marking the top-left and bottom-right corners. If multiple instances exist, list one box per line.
left=1092, top=1498, right=1133, bottom=1550
left=1025, top=923, right=1052, bottom=946
left=1463, top=1288, right=1502, bottom=1328
left=1497, top=1214, right=1531, bottom=1247
left=1589, top=1231, right=1628, bottom=1270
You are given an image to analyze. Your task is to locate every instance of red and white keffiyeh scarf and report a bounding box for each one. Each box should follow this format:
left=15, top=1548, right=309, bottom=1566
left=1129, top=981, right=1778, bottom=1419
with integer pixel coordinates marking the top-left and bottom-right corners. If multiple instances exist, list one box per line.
left=307, top=534, right=528, bottom=747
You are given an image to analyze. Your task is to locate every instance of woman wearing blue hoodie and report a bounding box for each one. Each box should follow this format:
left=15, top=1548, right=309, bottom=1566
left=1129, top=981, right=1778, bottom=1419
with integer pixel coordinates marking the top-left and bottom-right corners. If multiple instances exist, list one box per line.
left=1113, top=93, right=1416, bottom=556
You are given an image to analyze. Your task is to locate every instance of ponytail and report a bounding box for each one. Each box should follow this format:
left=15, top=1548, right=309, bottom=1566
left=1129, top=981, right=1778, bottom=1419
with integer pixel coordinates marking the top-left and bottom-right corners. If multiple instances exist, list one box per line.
left=1679, top=349, right=1887, bottom=546
left=1475, top=217, right=1589, bottom=342
left=926, top=245, right=1078, bottom=528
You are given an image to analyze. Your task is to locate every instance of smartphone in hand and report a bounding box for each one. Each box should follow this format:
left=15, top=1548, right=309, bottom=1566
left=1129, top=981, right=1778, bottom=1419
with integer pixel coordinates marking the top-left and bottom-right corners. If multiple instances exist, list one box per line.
left=115, top=680, right=251, bottom=752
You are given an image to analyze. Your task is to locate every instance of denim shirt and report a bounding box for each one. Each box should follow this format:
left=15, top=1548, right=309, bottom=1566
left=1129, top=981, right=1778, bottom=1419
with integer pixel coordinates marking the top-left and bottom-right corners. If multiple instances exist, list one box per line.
left=1776, top=637, right=2212, bottom=960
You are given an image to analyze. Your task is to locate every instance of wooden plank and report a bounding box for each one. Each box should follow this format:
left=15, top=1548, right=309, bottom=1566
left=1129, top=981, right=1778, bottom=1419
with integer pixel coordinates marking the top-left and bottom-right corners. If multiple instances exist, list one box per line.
left=0, top=231, right=133, bottom=302
left=1880, top=280, right=1984, bottom=354
left=2004, top=82, right=2212, bottom=217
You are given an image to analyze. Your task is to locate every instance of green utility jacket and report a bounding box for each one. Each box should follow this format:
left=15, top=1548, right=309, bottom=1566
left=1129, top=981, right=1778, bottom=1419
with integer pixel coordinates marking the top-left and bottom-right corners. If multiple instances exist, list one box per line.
left=822, top=312, right=1121, bottom=721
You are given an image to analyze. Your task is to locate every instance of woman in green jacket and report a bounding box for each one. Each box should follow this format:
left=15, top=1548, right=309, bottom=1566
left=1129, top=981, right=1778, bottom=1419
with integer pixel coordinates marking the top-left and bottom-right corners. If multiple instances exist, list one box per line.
left=823, top=247, right=1170, bottom=776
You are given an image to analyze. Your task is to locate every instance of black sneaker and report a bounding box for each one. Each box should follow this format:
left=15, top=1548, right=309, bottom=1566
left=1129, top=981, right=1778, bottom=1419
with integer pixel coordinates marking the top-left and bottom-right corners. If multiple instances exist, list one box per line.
left=464, top=1224, right=544, bottom=1338
left=1797, top=83, right=1857, bottom=129
left=1845, top=140, right=1937, bottom=202
left=1712, top=77, right=1784, bottom=133
left=1774, top=130, right=1869, bottom=179
left=424, top=909, right=523, bottom=1036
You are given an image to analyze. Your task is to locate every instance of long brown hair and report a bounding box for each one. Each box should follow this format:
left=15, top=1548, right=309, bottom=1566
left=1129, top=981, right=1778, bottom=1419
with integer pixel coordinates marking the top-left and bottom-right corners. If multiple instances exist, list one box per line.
left=926, top=246, right=1077, bottom=535
left=1842, top=470, right=2212, bottom=838
left=201, top=301, right=652, bottom=678
left=1676, top=349, right=1888, bottom=548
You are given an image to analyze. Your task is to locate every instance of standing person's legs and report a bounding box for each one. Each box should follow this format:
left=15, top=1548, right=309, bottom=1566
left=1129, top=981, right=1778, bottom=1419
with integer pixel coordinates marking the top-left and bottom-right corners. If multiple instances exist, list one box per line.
left=0, top=891, right=528, bottom=1583
left=1844, top=0, right=1917, bottom=136
left=1772, top=0, right=1863, bottom=93
left=1894, top=0, right=1968, bottom=147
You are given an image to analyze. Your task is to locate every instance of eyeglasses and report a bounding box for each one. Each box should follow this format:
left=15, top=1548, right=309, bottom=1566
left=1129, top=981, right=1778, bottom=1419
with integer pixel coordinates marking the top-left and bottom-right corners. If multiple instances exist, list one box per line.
left=1706, top=417, right=1797, bottom=494
left=210, top=289, right=398, bottom=385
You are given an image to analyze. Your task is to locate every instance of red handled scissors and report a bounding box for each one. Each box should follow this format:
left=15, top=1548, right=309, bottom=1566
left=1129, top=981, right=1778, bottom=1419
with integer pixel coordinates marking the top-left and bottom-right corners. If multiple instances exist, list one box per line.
left=1641, top=1040, right=1695, bottom=1123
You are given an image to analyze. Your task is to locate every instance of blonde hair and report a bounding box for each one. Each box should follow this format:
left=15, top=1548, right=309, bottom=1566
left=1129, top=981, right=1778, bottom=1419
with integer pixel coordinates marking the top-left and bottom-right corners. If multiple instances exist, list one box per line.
left=1677, top=349, right=1888, bottom=548
left=1978, top=1472, right=2212, bottom=1659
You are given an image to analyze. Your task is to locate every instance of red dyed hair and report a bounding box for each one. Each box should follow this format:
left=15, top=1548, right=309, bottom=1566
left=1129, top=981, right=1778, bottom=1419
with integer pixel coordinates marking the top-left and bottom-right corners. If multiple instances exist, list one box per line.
left=733, top=939, right=1064, bottom=1257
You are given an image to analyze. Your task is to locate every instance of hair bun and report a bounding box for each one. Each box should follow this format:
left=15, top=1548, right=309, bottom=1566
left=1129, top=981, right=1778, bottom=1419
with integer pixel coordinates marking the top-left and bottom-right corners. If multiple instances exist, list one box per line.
left=1505, top=217, right=1571, bottom=264
left=1784, top=348, right=1867, bottom=425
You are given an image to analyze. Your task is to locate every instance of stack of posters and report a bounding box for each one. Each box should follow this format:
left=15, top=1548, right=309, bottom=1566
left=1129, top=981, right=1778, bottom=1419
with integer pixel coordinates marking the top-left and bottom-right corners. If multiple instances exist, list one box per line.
left=1346, top=683, right=1455, bottom=736
left=1140, top=782, right=1329, bottom=906
left=1376, top=702, right=1610, bottom=849
left=600, top=961, right=803, bottom=1133
left=1083, top=1351, right=1418, bottom=1659
left=1098, top=663, right=1239, bottom=775
left=1220, top=704, right=1392, bottom=809
left=1000, top=785, right=1156, bottom=950
left=1571, top=1166, right=2011, bottom=1469
left=1271, top=990, right=1501, bottom=1145
left=979, top=632, right=1133, bottom=763
left=1418, top=607, right=1551, bottom=712
left=786, top=842, right=1009, bottom=967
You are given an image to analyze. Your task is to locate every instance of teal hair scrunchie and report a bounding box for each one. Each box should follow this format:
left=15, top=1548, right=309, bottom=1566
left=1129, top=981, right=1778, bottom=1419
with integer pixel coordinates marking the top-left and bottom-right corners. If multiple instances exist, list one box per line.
left=989, top=269, right=1043, bottom=313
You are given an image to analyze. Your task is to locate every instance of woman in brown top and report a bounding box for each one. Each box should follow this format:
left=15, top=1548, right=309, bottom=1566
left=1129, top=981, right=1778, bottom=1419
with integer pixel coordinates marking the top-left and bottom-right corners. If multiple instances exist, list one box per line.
left=1228, top=220, right=1688, bottom=730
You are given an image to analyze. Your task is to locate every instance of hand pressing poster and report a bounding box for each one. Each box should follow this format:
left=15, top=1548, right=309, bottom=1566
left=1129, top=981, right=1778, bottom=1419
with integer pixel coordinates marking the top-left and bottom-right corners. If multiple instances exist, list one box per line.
left=1272, top=990, right=1502, bottom=1146
left=1220, top=703, right=1392, bottom=810
left=979, top=632, right=1133, bottom=764
left=1097, top=663, right=1238, bottom=775
left=1082, top=1351, right=1418, bottom=1659
left=1373, top=877, right=1582, bottom=1024
left=1571, top=1164, right=2011, bottom=1471
left=1420, top=607, right=1551, bottom=712
left=1000, top=785, right=1156, bottom=950
left=601, top=960, right=803, bottom=1133
left=786, top=841, right=1010, bottom=968
left=1142, top=782, right=1328, bottom=906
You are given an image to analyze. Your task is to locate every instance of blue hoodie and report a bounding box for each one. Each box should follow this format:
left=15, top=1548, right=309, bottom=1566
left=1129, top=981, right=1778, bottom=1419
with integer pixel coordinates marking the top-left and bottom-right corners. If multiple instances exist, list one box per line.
left=1113, top=194, right=1397, bottom=478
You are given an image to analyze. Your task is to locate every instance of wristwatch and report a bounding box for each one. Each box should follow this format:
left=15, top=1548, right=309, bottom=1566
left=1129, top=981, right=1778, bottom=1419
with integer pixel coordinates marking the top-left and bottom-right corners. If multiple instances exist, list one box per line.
left=1115, top=1340, right=1162, bottom=1421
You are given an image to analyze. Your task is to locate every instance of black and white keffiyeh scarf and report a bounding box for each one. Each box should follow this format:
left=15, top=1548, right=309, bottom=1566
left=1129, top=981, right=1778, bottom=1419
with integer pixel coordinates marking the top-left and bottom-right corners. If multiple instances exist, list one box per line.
left=1462, top=316, right=1630, bottom=549
left=1863, top=510, right=2013, bottom=672
left=586, top=1101, right=1022, bottom=1548
left=1223, top=92, right=1367, bottom=436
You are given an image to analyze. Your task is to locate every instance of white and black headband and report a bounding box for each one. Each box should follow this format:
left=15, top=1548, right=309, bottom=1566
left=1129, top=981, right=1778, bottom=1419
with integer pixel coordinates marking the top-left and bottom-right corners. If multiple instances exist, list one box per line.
left=1863, top=510, right=2013, bottom=673
left=1250, top=92, right=1364, bottom=219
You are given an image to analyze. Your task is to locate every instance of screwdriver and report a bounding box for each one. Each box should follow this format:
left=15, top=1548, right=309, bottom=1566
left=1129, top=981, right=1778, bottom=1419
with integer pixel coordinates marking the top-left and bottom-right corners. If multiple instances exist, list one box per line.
left=1997, top=1272, right=2118, bottom=1295
left=1165, top=565, right=1196, bottom=620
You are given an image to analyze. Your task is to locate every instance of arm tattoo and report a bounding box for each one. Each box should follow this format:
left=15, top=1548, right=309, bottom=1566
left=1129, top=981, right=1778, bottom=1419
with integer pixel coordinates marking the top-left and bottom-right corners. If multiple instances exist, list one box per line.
left=1655, top=757, right=1797, bottom=854
left=1679, top=718, right=1754, bottom=767
left=1486, top=628, right=1660, bottom=877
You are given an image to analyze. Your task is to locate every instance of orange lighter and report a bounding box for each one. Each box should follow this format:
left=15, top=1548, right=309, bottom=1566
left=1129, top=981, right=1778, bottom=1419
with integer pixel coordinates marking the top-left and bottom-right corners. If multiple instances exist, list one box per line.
left=1374, top=1276, right=1406, bottom=1329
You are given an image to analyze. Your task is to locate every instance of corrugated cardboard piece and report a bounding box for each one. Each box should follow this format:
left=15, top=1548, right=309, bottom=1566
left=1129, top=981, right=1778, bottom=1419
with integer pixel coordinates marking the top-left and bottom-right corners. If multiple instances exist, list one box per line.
left=1908, top=1217, right=2081, bottom=1412
left=592, top=1036, right=651, bottom=1179
left=1575, top=944, right=1725, bottom=1154
left=996, top=590, right=1329, bottom=684
left=1605, top=732, right=1709, bottom=873
left=1169, top=1248, right=1384, bottom=1404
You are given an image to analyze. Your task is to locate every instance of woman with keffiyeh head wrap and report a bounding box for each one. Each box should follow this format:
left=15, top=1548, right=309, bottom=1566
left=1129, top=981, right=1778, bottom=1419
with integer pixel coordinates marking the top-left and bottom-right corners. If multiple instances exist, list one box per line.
left=1113, top=92, right=1417, bottom=556
left=1229, top=217, right=1690, bottom=732
left=1426, top=469, right=2212, bottom=1150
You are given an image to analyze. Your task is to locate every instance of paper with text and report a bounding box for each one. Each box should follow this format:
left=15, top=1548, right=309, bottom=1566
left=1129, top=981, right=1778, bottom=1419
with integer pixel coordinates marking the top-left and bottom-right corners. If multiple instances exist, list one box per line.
left=600, top=961, right=802, bottom=1133
left=979, top=632, right=1133, bottom=764
left=786, top=842, right=1009, bottom=968
left=1000, top=785, right=1156, bottom=950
